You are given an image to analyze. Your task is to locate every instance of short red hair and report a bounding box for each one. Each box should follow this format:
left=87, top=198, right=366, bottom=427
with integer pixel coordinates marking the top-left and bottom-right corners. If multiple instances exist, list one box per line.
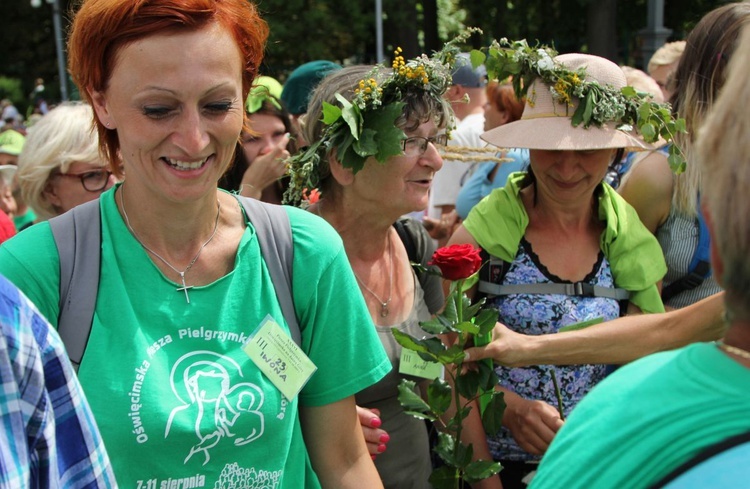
left=486, top=81, right=525, bottom=123
left=68, top=0, right=268, bottom=174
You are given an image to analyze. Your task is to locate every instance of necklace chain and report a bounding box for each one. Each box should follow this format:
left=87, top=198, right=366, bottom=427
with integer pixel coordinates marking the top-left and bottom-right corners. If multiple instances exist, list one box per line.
left=120, top=186, right=221, bottom=304
left=313, top=202, right=394, bottom=318
left=353, top=233, right=394, bottom=318
left=717, top=340, right=750, bottom=360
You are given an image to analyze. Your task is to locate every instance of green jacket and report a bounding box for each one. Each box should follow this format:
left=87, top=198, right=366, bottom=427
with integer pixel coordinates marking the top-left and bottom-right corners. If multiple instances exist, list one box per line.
left=463, top=172, right=666, bottom=313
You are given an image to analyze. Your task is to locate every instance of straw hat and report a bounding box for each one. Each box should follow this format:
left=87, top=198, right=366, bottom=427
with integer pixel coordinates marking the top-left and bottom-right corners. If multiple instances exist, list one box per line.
left=481, top=53, right=657, bottom=152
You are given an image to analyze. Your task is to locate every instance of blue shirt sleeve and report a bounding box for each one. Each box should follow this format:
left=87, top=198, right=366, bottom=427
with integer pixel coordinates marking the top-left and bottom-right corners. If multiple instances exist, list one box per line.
left=455, top=149, right=529, bottom=219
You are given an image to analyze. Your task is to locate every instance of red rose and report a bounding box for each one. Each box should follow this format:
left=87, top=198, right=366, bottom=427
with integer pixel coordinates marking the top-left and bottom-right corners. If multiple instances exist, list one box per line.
left=429, top=244, right=482, bottom=281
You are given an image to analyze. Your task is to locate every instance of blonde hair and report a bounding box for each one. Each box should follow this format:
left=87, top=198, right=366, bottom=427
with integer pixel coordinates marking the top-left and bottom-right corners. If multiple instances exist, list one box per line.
left=669, top=3, right=750, bottom=217
left=697, top=24, right=750, bottom=320
left=620, top=66, right=664, bottom=104
left=16, top=102, right=103, bottom=220
left=646, top=41, right=686, bottom=74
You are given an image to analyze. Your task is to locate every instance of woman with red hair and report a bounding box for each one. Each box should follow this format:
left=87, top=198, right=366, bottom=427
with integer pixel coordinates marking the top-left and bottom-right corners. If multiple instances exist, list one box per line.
left=455, top=81, right=528, bottom=219
left=0, top=1, right=389, bottom=487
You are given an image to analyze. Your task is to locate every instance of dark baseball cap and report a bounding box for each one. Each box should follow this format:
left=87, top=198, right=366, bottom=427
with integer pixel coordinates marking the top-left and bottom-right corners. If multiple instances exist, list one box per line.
left=451, top=53, right=487, bottom=88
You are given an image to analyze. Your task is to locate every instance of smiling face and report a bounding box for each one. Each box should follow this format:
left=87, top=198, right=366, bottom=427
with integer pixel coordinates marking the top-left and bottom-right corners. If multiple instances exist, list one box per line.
left=89, top=22, right=245, bottom=204
left=351, top=119, right=443, bottom=216
left=44, top=161, right=117, bottom=216
left=529, top=148, right=616, bottom=206
left=242, top=113, right=287, bottom=163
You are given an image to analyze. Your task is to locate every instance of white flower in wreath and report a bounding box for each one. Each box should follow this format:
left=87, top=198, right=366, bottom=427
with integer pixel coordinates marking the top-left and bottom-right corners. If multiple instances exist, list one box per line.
left=536, top=49, right=554, bottom=73
left=549, top=86, right=563, bottom=104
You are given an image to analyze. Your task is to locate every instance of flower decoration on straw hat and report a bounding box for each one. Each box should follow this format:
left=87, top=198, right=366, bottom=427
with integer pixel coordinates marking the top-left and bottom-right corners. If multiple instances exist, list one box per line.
left=473, top=38, right=687, bottom=172
left=283, top=29, right=481, bottom=206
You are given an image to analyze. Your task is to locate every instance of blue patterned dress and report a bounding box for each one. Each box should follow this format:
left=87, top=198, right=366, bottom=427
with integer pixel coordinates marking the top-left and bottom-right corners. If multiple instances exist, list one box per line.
left=486, top=238, right=621, bottom=462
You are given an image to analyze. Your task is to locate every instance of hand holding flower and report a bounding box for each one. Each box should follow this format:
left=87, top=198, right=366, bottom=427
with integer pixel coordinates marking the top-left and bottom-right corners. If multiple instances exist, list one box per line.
left=392, top=244, right=505, bottom=488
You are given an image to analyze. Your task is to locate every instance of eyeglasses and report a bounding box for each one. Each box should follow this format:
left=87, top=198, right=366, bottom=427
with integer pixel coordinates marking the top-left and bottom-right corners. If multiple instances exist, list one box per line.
left=401, top=134, right=449, bottom=157
left=56, top=169, right=113, bottom=192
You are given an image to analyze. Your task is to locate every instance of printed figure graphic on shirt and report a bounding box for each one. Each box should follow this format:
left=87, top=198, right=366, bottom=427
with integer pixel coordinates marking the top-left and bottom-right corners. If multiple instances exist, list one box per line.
left=166, top=351, right=265, bottom=465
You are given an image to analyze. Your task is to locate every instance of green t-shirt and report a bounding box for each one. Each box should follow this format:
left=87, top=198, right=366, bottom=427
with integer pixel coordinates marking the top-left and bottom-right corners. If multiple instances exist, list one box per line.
left=0, top=188, right=391, bottom=488
left=530, top=342, right=750, bottom=489
left=12, top=208, right=36, bottom=231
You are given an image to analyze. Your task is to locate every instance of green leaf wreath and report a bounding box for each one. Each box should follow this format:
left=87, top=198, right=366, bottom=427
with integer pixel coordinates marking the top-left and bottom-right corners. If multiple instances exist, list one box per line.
left=471, top=38, right=687, bottom=173
left=283, top=29, right=482, bottom=205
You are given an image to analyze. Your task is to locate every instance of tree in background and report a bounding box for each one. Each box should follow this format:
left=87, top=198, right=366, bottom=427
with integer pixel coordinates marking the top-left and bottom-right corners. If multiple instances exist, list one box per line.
left=257, top=0, right=373, bottom=78
left=0, top=0, right=732, bottom=108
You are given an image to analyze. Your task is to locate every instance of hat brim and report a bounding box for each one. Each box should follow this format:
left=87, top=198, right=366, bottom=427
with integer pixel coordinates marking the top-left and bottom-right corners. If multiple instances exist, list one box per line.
left=481, top=118, right=658, bottom=152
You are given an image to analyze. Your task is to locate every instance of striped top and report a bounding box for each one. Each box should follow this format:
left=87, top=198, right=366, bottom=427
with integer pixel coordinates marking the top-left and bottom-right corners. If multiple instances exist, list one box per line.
left=655, top=209, right=722, bottom=309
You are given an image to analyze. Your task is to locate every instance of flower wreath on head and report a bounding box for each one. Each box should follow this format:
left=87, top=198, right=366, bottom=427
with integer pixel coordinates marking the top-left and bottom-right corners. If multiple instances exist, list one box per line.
left=472, top=38, right=687, bottom=172
left=282, top=29, right=483, bottom=206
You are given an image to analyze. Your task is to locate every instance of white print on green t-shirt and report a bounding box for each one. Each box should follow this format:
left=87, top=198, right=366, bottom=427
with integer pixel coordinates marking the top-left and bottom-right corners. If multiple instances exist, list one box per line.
left=136, top=473, right=205, bottom=489
left=146, top=328, right=252, bottom=358
left=164, top=351, right=266, bottom=465
left=129, top=360, right=151, bottom=444
left=178, top=326, right=250, bottom=344
left=216, top=463, right=282, bottom=487
left=137, top=464, right=283, bottom=489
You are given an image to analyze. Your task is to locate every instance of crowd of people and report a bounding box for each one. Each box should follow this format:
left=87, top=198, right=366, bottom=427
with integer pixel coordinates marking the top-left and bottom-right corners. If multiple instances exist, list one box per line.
left=0, top=0, right=748, bottom=488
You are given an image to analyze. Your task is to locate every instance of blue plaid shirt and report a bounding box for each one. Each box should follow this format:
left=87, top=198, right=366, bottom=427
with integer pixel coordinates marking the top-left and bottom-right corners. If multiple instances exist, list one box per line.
left=0, top=274, right=116, bottom=488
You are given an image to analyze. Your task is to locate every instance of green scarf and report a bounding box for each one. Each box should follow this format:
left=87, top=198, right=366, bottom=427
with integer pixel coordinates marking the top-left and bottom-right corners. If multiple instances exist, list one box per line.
left=463, top=172, right=666, bottom=313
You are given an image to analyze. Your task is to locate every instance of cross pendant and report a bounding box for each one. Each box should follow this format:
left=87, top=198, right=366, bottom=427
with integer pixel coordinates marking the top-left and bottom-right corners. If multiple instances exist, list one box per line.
left=176, top=272, right=193, bottom=304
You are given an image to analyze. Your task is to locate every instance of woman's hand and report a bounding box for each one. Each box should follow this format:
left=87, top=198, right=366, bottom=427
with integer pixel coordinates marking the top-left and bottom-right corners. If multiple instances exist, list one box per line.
left=423, top=209, right=460, bottom=245
left=357, top=406, right=390, bottom=458
left=502, top=390, right=564, bottom=456
left=239, top=133, right=291, bottom=199
left=464, top=321, right=533, bottom=368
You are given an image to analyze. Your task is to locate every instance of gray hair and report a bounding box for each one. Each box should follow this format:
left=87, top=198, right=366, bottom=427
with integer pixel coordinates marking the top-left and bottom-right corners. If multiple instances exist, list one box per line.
left=16, top=102, right=103, bottom=220
left=301, top=64, right=453, bottom=196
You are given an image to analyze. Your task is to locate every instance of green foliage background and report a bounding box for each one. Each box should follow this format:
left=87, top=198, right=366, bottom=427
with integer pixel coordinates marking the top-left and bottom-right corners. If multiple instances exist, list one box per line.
left=0, top=0, right=729, bottom=111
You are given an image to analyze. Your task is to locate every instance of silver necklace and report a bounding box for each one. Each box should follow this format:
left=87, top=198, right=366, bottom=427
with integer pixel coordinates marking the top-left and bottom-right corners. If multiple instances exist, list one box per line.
left=313, top=202, right=394, bottom=317
left=717, top=340, right=750, bottom=360
left=119, top=186, right=221, bottom=304
left=353, top=233, right=394, bottom=318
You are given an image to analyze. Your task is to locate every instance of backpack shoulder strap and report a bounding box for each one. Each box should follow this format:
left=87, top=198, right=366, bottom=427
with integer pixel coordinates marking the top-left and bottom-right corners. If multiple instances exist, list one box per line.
left=393, top=217, right=445, bottom=314
left=476, top=248, right=509, bottom=301
left=651, top=430, right=750, bottom=488
left=49, top=195, right=301, bottom=371
left=662, top=207, right=712, bottom=303
left=237, top=196, right=301, bottom=346
left=49, top=199, right=102, bottom=370
left=393, top=218, right=420, bottom=264
left=476, top=248, right=630, bottom=301
left=480, top=281, right=630, bottom=300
